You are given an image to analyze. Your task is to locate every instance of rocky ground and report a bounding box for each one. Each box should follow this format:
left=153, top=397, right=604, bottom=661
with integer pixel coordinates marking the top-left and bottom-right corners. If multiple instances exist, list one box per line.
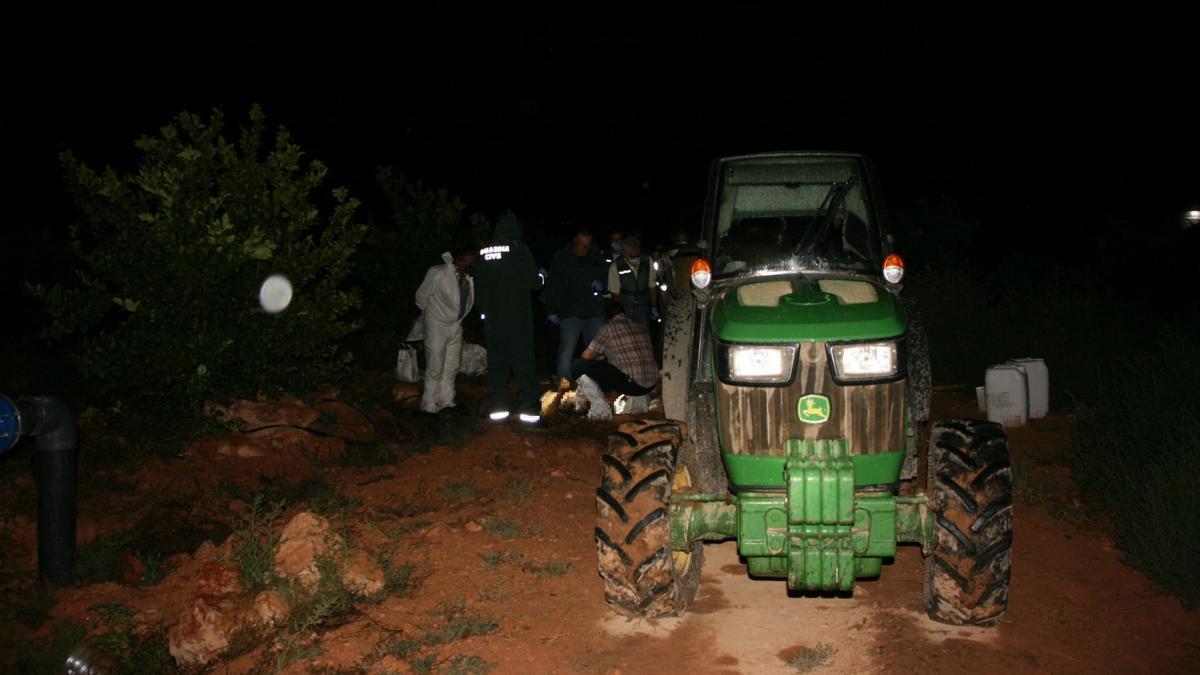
left=1, top=376, right=1198, bottom=673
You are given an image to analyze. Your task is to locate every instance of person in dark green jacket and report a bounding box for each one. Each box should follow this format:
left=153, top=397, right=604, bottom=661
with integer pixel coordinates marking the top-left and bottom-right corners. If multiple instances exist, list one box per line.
left=543, top=225, right=607, bottom=383
left=473, top=210, right=544, bottom=424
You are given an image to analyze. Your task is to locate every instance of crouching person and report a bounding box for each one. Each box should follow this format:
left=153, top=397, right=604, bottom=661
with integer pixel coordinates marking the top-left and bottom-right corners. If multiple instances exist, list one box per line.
left=415, top=244, right=476, bottom=413
left=570, top=302, right=658, bottom=419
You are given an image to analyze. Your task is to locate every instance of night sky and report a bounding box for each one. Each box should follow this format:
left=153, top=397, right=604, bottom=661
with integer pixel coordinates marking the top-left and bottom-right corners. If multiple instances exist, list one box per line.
left=4, top=4, right=1198, bottom=312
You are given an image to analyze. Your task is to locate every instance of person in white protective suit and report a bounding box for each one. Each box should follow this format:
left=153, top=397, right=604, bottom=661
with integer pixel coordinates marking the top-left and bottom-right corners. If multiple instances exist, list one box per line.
left=414, top=245, right=476, bottom=413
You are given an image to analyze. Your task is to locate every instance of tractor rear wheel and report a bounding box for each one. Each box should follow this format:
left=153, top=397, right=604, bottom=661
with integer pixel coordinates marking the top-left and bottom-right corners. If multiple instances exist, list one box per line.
left=925, top=420, right=1013, bottom=626
left=596, top=420, right=702, bottom=618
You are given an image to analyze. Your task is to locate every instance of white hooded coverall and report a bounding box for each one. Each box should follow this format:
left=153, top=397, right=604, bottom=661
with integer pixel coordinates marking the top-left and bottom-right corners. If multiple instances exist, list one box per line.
left=415, top=252, right=475, bottom=413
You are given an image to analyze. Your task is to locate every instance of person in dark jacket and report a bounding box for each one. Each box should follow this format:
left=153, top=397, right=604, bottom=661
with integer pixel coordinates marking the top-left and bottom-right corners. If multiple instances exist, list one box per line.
left=607, top=234, right=658, bottom=325
left=544, top=225, right=607, bottom=383
left=473, top=210, right=544, bottom=424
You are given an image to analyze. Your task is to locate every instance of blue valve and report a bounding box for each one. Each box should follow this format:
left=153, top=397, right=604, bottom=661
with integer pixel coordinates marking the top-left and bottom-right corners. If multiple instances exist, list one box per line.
left=0, top=395, right=22, bottom=455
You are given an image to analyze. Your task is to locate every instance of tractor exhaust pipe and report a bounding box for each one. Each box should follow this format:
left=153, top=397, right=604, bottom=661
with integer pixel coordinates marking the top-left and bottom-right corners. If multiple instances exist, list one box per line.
left=1, top=395, right=78, bottom=584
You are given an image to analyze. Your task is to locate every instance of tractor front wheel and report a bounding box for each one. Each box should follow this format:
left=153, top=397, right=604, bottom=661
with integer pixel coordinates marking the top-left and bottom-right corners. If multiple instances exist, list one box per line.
left=925, top=419, right=1013, bottom=626
left=596, top=420, right=702, bottom=618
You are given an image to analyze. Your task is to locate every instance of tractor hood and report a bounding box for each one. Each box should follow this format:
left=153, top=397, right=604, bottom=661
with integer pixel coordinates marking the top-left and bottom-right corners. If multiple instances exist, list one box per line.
left=710, top=277, right=905, bottom=343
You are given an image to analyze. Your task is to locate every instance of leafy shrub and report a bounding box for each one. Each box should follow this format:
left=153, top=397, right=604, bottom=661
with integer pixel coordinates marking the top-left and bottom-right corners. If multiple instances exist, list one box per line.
left=30, top=105, right=366, bottom=413
left=1073, top=328, right=1200, bottom=607
left=481, top=517, right=522, bottom=540
left=89, top=603, right=176, bottom=674
left=786, top=643, right=836, bottom=672
left=232, top=494, right=285, bottom=591
left=354, top=168, right=489, bottom=335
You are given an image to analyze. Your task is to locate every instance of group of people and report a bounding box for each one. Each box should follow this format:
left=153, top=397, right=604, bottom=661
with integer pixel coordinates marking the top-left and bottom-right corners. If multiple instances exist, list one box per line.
left=410, top=210, right=703, bottom=426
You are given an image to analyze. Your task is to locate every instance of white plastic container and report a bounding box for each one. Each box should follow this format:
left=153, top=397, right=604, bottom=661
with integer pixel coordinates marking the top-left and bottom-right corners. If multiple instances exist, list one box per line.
left=1008, top=358, right=1049, bottom=419
left=985, top=364, right=1028, bottom=427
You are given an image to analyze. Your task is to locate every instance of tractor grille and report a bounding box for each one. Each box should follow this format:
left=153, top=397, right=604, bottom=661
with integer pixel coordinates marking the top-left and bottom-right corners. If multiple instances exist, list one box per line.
left=716, top=341, right=905, bottom=456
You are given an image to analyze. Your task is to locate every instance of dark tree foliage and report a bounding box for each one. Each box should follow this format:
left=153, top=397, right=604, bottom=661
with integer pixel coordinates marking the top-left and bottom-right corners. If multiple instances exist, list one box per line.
left=353, top=168, right=489, bottom=334
left=30, top=106, right=367, bottom=412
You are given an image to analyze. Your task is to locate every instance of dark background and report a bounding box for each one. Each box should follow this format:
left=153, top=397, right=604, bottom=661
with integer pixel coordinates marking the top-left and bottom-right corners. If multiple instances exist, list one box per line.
left=4, top=3, right=1198, bottom=332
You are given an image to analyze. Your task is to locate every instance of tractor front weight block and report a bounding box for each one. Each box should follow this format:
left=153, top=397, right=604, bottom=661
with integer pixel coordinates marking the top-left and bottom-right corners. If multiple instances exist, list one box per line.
left=668, top=438, right=934, bottom=593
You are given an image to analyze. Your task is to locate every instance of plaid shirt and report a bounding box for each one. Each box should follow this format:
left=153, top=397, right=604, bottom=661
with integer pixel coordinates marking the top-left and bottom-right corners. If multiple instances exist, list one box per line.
left=588, top=315, right=658, bottom=388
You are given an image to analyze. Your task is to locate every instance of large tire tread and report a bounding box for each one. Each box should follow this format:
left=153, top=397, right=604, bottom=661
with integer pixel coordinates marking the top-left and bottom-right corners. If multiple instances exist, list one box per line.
left=597, top=420, right=701, bottom=618
left=925, top=419, right=1013, bottom=626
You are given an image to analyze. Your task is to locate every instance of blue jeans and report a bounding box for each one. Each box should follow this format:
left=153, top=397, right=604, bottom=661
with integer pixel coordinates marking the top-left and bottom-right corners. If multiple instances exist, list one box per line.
left=557, top=316, right=603, bottom=381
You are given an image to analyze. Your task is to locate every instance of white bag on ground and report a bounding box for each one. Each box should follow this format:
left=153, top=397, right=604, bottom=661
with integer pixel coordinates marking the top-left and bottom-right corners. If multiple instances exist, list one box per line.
left=458, top=343, right=488, bottom=376
left=395, top=344, right=421, bottom=383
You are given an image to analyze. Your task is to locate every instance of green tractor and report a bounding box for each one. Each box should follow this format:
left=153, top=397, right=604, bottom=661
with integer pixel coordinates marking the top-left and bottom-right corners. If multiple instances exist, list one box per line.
left=595, top=153, right=1012, bottom=626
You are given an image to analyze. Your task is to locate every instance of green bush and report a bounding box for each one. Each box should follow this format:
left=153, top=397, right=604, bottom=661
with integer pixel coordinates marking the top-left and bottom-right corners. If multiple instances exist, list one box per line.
left=30, top=105, right=366, bottom=413
left=354, top=168, right=489, bottom=334
left=232, top=494, right=285, bottom=591
left=1073, top=329, right=1200, bottom=607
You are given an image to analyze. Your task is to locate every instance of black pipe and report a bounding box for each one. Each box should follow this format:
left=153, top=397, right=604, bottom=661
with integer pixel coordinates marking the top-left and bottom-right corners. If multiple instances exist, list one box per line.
left=18, top=396, right=78, bottom=584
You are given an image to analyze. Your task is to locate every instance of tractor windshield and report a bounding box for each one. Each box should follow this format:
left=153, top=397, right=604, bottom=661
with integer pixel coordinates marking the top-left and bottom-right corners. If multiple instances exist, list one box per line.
left=711, top=157, right=882, bottom=278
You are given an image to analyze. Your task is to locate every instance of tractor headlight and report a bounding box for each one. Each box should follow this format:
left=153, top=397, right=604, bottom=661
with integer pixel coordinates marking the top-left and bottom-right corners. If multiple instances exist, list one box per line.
left=720, top=344, right=797, bottom=385
left=828, top=341, right=900, bottom=382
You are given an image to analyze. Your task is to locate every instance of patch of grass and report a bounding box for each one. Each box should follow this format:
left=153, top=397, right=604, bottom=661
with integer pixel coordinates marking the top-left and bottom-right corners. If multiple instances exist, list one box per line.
left=82, top=405, right=236, bottom=472
left=476, top=575, right=505, bottom=602
left=479, top=550, right=503, bottom=569
left=71, top=497, right=231, bottom=586
left=296, top=476, right=363, bottom=519
left=338, top=442, right=400, bottom=468
left=384, top=637, right=424, bottom=658
left=787, top=643, right=836, bottom=672
left=479, top=549, right=524, bottom=570
left=135, top=550, right=167, bottom=586
left=385, top=519, right=433, bottom=539
left=254, top=474, right=362, bottom=520
left=232, top=494, right=285, bottom=591
left=286, top=556, right=357, bottom=632
left=72, top=529, right=133, bottom=585
left=377, top=598, right=499, bottom=672
left=88, top=603, right=176, bottom=674
left=410, top=653, right=438, bottom=674
left=499, top=478, right=534, bottom=504
left=441, top=479, right=479, bottom=500
left=276, top=643, right=323, bottom=671
left=1, top=581, right=56, bottom=628
left=1013, top=458, right=1087, bottom=524
left=10, top=620, right=87, bottom=674
left=272, top=555, right=363, bottom=671
left=424, top=599, right=499, bottom=645
left=521, top=559, right=572, bottom=578
left=381, top=557, right=421, bottom=596
left=373, top=495, right=438, bottom=520
left=443, top=654, right=496, bottom=674
left=481, top=517, right=522, bottom=540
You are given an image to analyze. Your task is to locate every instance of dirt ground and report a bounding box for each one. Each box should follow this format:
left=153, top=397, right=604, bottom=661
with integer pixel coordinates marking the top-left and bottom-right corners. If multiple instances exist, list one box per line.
left=3, top=382, right=1199, bottom=673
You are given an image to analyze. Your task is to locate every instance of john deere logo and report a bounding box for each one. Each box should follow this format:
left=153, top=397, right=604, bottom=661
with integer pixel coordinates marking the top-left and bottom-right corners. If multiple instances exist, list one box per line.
left=798, top=394, right=831, bottom=424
